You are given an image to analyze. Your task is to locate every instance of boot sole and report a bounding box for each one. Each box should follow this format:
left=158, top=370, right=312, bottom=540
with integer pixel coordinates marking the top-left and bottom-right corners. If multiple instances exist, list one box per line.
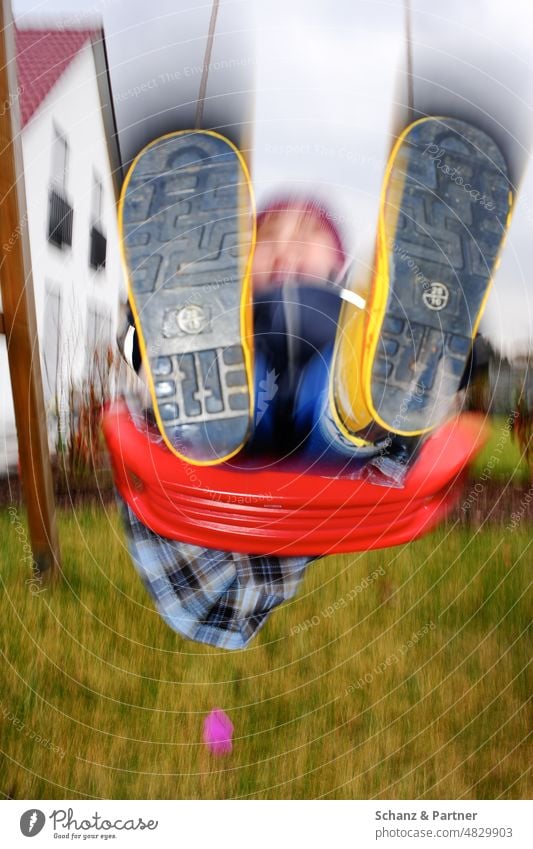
left=119, top=131, right=255, bottom=464
left=365, top=117, right=512, bottom=435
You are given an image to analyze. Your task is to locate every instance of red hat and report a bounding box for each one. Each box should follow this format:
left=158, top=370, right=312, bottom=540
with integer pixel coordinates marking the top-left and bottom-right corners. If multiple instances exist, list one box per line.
left=256, top=195, right=346, bottom=264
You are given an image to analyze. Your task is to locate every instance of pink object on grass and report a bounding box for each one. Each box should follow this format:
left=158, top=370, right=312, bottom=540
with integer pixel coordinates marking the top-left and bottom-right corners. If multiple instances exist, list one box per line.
left=203, top=709, right=234, bottom=755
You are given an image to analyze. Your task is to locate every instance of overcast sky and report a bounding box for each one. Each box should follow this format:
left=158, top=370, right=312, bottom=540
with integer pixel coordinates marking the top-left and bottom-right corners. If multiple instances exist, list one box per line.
left=12, top=0, right=533, bottom=355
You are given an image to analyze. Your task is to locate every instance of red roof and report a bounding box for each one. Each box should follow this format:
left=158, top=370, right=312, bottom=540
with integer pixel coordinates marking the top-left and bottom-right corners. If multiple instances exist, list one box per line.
left=16, top=28, right=100, bottom=128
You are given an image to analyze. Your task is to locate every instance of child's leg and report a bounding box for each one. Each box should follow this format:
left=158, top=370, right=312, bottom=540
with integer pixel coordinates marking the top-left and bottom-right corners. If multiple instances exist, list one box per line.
left=291, top=295, right=481, bottom=484
left=293, top=344, right=420, bottom=486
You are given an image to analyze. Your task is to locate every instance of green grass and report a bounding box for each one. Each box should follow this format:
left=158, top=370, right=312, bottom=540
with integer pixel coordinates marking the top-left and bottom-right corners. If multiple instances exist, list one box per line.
left=0, top=506, right=530, bottom=800
left=471, top=416, right=531, bottom=483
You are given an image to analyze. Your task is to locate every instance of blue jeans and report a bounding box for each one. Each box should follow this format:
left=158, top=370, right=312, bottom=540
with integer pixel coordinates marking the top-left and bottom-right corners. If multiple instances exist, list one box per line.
left=246, top=285, right=411, bottom=484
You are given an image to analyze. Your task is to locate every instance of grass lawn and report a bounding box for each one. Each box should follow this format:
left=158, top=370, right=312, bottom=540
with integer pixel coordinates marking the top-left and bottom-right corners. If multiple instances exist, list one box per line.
left=0, top=505, right=530, bottom=800
left=471, top=415, right=531, bottom=483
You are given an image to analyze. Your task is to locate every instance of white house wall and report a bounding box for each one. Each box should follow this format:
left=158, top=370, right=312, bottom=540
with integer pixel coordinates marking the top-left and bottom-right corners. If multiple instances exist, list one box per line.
left=0, top=40, right=125, bottom=472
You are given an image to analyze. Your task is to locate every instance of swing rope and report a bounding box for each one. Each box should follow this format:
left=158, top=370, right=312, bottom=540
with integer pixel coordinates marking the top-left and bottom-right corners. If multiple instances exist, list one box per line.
left=195, top=0, right=221, bottom=129
left=404, top=0, right=415, bottom=124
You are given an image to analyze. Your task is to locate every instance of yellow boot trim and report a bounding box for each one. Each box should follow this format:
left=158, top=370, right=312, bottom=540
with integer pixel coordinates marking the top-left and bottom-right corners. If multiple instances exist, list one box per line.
left=118, top=129, right=256, bottom=466
left=333, top=116, right=513, bottom=440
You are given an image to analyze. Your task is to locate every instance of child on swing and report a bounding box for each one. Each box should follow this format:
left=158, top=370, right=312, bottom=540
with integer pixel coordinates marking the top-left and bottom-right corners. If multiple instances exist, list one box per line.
left=116, top=119, right=511, bottom=648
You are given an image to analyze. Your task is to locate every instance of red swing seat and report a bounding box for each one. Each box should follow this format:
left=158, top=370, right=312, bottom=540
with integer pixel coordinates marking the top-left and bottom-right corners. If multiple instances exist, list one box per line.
left=103, top=400, right=487, bottom=556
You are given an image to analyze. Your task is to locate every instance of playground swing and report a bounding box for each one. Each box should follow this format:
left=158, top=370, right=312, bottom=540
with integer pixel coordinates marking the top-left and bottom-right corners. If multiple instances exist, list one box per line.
left=103, top=403, right=487, bottom=556
left=102, top=0, right=492, bottom=557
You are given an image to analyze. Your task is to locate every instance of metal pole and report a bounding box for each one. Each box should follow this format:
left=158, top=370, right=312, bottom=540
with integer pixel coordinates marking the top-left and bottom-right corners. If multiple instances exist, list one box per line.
left=0, top=0, right=61, bottom=578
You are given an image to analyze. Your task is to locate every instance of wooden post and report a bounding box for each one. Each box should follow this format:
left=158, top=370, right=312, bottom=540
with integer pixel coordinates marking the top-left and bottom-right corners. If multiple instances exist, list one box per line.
left=0, top=0, right=60, bottom=577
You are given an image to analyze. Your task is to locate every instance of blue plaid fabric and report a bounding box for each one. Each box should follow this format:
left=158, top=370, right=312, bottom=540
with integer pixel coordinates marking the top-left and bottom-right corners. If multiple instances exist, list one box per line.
left=118, top=498, right=316, bottom=650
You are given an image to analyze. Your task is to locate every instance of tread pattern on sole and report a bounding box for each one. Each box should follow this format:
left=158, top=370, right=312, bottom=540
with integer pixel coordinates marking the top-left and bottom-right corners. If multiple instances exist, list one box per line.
left=121, top=133, right=253, bottom=462
left=371, top=118, right=511, bottom=433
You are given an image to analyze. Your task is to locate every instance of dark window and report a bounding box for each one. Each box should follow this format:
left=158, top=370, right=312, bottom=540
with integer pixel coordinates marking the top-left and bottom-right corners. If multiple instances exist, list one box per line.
left=48, top=189, right=73, bottom=248
left=48, top=127, right=73, bottom=249
left=89, top=225, right=107, bottom=269
left=89, top=173, right=106, bottom=270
